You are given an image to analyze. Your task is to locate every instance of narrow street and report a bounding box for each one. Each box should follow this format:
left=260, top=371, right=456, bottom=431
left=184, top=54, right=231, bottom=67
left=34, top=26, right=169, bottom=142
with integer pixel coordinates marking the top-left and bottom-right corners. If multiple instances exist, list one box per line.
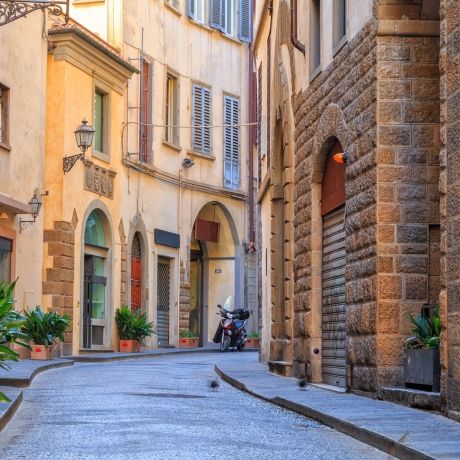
left=0, top=353, right=391, bottom=460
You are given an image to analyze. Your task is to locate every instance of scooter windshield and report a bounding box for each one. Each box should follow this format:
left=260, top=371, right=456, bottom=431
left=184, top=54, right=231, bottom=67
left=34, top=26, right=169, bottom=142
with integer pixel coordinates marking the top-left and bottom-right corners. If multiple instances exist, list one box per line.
left=223, top=295, right=233, bottom=311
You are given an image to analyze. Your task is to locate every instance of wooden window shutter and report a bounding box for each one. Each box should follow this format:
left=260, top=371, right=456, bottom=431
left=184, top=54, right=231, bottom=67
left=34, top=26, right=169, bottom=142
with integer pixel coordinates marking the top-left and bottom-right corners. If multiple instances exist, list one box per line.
left=202, top=86, right=211, bottom=153
left=223, top=95, right=240, bottom=189
left=192, top=84, right=211, bottom=154
left=238, top=0, right=252, bottom=42
left=210, top=0, right=223, bottom=29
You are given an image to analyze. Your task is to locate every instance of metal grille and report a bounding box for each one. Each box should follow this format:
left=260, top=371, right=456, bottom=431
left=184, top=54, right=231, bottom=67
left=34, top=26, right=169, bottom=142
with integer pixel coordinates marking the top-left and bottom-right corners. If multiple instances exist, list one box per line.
left=322, top=206, right=346, bottom=388
left=157, top=258, right=170, bottom=347
left=132, top=233, right=142, bottom=258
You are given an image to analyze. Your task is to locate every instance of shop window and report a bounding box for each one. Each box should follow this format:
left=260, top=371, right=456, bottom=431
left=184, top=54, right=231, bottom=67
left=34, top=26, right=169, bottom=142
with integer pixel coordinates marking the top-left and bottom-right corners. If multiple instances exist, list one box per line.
left=0, top=237, right=12, bottom=283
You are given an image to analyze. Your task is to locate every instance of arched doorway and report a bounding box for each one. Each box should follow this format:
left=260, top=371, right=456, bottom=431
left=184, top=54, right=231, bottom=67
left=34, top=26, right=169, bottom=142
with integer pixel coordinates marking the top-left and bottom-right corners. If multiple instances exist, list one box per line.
left=82, top=209, right=112, bottom=349
left=321, top=139, right=346, bottom=387
left=130, top=232, right=142, bottom=313
left=190, top=202, right=240, bottom=345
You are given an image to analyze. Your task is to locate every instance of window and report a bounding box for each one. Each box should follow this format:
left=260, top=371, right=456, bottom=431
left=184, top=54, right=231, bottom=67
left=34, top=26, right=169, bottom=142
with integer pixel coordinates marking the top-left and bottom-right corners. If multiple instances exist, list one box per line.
left=210, top=0, right=252, bottom=42
left=93, top=88, right=109, bottom=156
left=139, top=60, right=153, bottom=163
left=165, top=73, right=179, bottom=145
left=223, top=95, right=240, bottom=189
left=310, top=0, right=321, bottom=76
left=188, top=0, right=205, bottom=23
left=0, top=85, right=9, bottom=147
left=333, top=0, right=346, bottom=52
left=0, top=237, right=12, bottom=283
left=191, top=84, right=211, bottom=154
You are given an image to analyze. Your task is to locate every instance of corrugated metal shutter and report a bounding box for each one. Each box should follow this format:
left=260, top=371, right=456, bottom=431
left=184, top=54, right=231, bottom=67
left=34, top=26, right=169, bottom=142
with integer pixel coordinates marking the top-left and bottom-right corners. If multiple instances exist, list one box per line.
left=223, top=95, right=239, bottom=189
left=157, top=258, right=171, bottom=347
left=238, top=0, right=252, bottom=42
left=322, top=205, right=346, bottom=387
left=192, top=84, right=211, bottom=154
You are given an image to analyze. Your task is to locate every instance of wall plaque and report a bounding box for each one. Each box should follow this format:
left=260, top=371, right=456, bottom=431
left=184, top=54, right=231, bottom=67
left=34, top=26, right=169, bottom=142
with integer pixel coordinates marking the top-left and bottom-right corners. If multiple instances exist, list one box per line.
left=84, top=160, right=116, bottom=199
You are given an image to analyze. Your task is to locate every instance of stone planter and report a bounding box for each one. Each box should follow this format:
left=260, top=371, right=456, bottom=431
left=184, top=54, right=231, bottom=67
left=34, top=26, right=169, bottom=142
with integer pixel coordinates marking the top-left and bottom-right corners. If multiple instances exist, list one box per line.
left=246, top=338, right=260, bottom=348
left=31, top=343, right=56, bottom=360
left=119, top=340, right=141, bottom=353
left=404, top=348, right=440, bottom=392
left=179, top=338, right=199, bottom=348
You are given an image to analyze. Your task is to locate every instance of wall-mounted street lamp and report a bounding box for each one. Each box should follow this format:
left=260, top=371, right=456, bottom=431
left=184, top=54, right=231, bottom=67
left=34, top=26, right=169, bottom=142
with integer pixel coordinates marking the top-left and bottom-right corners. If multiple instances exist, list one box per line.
left=0, top=0, right=69, bottom=27
left=182, top=158, right=195, bottom=169
left=333, top=152, right=348, bottom=164
left=63, top=119, right=95, bottom=173
left=19, top=193, right=43, bottom=232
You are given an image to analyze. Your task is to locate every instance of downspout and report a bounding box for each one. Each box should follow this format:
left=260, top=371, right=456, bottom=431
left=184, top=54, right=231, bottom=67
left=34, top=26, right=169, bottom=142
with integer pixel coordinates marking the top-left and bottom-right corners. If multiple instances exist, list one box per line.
left=290, top=0, right=305, bottom=54
left=248, top=45, right=255, bottom=246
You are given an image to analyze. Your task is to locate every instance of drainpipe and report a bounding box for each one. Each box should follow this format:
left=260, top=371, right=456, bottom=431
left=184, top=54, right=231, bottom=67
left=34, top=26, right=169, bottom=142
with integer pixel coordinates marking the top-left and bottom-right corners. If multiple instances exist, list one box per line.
left=248, top=43, right=256, bottom=247
left=291, top=0, right=305, bottom=54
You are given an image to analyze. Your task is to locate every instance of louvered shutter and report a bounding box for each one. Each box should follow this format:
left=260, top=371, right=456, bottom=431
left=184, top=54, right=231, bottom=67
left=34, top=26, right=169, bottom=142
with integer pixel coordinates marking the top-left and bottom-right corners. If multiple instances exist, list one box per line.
left=202, top=87, right=211, bottom=153
left=210, top=0, right=223, bottom=29
left=223, top=96, right=240, bottom=189
left=192, top=84, right=211, bottom=154
left=238, top=0, right=252, bottom=42
left=188, top=0, right=195, bottom=18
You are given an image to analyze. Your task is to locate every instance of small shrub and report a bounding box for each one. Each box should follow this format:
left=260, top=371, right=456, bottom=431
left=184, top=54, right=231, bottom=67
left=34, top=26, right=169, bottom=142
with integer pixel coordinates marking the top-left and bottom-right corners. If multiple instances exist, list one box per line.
left=405, top=307, right=441, bottom=350
left=115, top=306, right=155, bottom=343
left=248, top=331, right=260, bottom=339
left=179, top=330, right=197, bottom=338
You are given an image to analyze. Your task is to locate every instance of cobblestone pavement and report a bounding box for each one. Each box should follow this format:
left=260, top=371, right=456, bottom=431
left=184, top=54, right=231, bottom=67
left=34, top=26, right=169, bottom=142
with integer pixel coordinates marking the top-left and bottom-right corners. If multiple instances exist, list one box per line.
left=0, top=353, right=392, bottom=460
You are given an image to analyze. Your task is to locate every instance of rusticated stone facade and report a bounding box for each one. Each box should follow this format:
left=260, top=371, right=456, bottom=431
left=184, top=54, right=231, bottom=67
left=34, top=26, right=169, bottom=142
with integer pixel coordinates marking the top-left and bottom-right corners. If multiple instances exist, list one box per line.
left=292, top=1, right=442, bottom=397
left=440, top=0, right=460, bottom=421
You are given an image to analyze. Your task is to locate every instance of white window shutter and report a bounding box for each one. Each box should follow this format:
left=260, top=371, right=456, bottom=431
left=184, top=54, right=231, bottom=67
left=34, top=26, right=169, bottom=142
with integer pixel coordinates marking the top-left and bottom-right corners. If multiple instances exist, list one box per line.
left=239, top=0, right=252, bottom=42
left=188, top=0, right=195, bottom=19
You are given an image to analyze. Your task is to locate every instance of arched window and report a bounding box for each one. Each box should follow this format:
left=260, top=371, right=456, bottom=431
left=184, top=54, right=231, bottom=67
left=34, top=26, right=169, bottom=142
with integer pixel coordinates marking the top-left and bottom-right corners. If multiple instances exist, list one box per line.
left=85, top=210, right=106, bottom=247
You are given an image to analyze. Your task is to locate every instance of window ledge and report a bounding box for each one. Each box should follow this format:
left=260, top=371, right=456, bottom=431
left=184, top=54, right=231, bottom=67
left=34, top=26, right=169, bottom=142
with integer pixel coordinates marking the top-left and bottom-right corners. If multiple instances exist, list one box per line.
left=0, top=142, right=11, bottom=152
left=162, top=140, right=182, bottom=152
left=188, top=18, right=214, bottom=33
left=220, top=32, right=241, bottom=45
left=187, top=150, right=215, bottom=161
left=333, top=36, right=347, bottom=57
left=92, top=150, right=110, bottom=164
left=309, top=65, right=322, bottom=83
left=165, top=1, right=182, bottom=17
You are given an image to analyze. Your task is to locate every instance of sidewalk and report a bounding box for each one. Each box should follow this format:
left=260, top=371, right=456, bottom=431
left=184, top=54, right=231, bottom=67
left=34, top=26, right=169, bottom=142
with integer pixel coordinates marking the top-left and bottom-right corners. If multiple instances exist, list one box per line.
left=215, top=352, right=460, bottom=460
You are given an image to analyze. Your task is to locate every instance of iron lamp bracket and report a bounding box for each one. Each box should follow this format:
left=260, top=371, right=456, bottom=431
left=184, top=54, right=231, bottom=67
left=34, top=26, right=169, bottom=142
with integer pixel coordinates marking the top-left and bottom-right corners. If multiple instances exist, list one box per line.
left=0, top=1, right=70, bottom=27
left=63, top=152, right=85, bottom=173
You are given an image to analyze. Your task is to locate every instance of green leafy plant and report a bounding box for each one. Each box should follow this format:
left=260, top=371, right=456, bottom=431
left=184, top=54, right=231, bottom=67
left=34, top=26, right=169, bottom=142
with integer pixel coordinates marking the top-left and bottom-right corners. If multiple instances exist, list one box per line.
left=0, top=280, right=29, bottom=402
left=179, top=330, right=197, bottom=338
left=405, top=307, right=441, bottom=350
left=22, top=306, right=71, bottom=347
left=248, top=331, right=260, bottom=339
left=115, top=306, right=155, bottom=343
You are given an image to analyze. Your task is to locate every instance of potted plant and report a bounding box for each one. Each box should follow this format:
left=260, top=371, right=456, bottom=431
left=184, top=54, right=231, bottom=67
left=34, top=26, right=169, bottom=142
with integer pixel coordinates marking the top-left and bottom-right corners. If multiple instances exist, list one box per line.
left=404, top=307, right=441, bottom=392
left=0, top=280, right=30, bottom=401
left=246, top=331, right=260, bottom=348
left=115, top=306, right=154, bottom=352
left=179, top=330, right=199, bottom=348
left=22, top=306, right=70, bottom=360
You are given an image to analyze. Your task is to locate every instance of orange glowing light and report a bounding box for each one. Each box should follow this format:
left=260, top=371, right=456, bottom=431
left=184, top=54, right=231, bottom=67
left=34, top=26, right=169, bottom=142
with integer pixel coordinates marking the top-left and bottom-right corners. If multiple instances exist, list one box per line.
left=333, top=153, right=348, bottom=164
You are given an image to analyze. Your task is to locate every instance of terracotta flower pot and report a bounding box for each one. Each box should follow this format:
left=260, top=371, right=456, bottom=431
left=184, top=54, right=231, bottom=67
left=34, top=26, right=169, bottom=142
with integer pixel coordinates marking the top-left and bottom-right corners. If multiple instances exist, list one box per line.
left=246, top=338, right=260, bottom=348
left=30, top=343, right=55, bottom=360
left=119, top=340, right=141, bottom=353
left=179, top=338, right=199, bottom=348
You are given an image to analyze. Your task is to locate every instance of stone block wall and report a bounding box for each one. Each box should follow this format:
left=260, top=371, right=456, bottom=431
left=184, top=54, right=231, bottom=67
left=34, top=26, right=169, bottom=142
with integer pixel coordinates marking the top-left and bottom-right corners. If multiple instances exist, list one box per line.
left=42, top=221, right=75, bottom=355
left=440, top=0, right=460, bottom=421
left=376, top=33, right=440, bottom=388
left=293, top=20, right=378, bottom=387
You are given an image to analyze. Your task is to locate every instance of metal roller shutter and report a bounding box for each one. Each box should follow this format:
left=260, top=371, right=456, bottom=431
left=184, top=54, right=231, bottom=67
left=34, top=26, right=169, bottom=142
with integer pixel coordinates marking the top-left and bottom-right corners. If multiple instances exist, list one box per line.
left=322, top=205, right=346, bottom=387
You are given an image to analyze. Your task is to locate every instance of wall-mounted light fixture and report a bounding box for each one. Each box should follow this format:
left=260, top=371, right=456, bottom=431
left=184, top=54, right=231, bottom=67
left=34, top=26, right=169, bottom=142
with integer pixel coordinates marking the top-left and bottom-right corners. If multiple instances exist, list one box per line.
left=19, top=193, right=44, bottom=232
left=333, top=152, right=348, bottom=164
left=182, top=158, right=195, bottom=169
left=63, top=119, right=95, bottom=173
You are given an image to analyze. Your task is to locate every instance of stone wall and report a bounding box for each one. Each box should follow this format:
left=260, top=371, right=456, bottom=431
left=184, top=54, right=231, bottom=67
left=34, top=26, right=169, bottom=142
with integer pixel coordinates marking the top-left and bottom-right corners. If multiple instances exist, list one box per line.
left=42, top=220, right=76, bottom=356
left=293, top=20, right=378, bottom=387
left=440, top=0, right=460, bottom=421
left=376, top=33, right=440, bottom=389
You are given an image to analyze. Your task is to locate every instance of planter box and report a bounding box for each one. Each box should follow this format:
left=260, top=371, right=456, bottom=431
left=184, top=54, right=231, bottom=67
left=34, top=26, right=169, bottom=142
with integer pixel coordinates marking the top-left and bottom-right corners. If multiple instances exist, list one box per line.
left=404, top=348, right=440, bottom=392
left=179, top=338, right=199, bottom=348
left=119, top=340, right=141, bottom=353
left=31, top=343, right=57, bottom=360
left=246, top=338, right=260, bottom=348
left=8, top=341, right=31, bottom=359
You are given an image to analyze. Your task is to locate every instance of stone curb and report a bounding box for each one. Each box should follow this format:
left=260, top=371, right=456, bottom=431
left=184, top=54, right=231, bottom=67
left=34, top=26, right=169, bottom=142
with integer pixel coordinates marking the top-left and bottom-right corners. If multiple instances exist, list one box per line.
left=0, top=360, right=74, bottom=388
left=215, top=365, right=433, bottom=460
left=0, top=388, right=22, bottom=432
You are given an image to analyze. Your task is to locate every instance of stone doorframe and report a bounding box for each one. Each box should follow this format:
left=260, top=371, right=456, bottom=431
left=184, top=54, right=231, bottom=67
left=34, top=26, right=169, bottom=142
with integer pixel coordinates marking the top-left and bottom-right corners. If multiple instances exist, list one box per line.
left=309, top=104, right=351, bottom=385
